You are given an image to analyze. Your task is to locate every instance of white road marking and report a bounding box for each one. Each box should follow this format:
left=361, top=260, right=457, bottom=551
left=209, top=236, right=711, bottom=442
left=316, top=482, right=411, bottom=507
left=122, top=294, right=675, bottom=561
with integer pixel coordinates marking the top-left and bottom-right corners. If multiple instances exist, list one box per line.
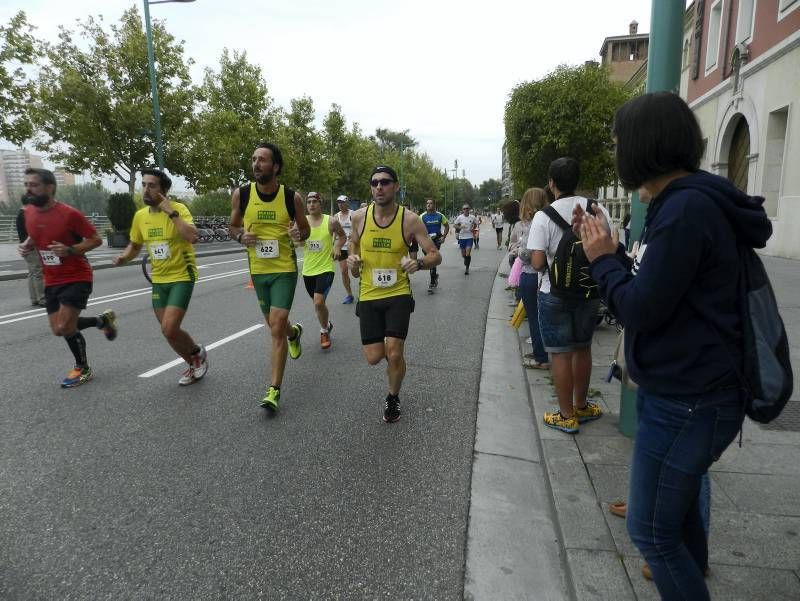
left=197, top=257, right=248, bottom=269
left=138, top=323, right=264, bottom=378
left=0, top=268, right=251, bottom=326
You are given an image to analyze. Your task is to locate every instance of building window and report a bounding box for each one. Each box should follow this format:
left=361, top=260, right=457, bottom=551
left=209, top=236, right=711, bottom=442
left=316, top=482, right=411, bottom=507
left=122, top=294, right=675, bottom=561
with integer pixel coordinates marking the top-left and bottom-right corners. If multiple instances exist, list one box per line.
left=705, top=0, right=724, bottom=74
left=763, top=107, right=789, bottom=218
left=736, top=0, right=756, bottom=44
left=779, top=0, right=800, bottom=19
left=683, top=39, right=690, bottom=69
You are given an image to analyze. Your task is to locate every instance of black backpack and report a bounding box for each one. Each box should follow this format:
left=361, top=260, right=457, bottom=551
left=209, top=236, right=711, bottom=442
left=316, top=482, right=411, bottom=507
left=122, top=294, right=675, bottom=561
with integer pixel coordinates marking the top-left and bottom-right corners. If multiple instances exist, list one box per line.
left=542, top=202, right=600, bottom=300
left=734, top=245, right=793, bottom=423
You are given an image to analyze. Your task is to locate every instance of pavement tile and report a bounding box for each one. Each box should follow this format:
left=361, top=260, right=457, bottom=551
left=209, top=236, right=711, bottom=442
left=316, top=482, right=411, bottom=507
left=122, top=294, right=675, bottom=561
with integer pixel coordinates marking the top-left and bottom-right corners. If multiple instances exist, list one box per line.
left=576, top=436, right=634, bottom=466
left=567, top=549, right=636, bottom=601
left=708, top=510, right=800, bottom=569
left=465, top=453, right=569, bottom=601
left=711, top=472, right=800, bottom=516
left=586, top=464, right=630, bottom=505
left=712, top=440, right=800, bottom=476
left=541, top=438, right=617, bottom=552
left=624, top=556, right=800, bottom=601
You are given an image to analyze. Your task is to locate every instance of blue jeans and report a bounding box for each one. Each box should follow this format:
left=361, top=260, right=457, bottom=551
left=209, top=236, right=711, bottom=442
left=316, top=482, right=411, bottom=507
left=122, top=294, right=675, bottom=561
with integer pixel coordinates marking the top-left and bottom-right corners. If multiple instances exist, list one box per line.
left=627, top=388, right=743, bottom=601
left=519, top=272, right=547, bottom=363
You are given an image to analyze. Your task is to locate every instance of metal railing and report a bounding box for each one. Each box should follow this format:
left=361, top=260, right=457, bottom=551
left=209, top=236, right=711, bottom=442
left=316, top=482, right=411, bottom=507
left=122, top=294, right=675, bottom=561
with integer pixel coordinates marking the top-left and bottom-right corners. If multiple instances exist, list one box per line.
left=0, top=215, right=111, bottom=243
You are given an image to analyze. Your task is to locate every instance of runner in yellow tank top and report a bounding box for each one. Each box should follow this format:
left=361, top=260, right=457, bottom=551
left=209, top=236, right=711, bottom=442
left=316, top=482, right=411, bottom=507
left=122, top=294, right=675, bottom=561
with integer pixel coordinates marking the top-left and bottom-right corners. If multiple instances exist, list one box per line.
left=300, top=192, right=346, bottom=350
left=229, top=142, right=310, bottom=412
left=347, top=165, right=442, bottom=423
left=112, top=168, right=208, bottom=387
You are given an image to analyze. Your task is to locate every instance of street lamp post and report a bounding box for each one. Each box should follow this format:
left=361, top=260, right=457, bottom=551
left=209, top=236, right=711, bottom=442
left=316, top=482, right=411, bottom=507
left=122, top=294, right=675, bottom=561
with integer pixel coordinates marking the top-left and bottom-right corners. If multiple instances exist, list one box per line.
left=143, top=0, right=195, bottom=169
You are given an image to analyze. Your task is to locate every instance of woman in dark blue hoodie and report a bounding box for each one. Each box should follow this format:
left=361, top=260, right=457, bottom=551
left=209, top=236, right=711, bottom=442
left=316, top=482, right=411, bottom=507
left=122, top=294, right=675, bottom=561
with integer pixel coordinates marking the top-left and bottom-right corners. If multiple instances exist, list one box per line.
left=578, top=92, right=772, bottom=601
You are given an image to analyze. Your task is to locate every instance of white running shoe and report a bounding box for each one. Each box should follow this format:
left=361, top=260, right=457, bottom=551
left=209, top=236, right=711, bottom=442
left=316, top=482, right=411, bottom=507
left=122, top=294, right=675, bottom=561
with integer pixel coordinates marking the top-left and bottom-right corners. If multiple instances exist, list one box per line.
left=191, top=345, right=208, bottom=381
left=178, top=366, right=195, bottom=386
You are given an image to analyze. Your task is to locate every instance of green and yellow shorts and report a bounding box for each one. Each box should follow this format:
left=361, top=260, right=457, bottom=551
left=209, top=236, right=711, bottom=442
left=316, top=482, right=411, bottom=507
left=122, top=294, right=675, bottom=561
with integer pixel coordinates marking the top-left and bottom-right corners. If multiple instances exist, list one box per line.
left=252, top=272, right=298, bottom=313
left=151, top=281, right=194, bottom=310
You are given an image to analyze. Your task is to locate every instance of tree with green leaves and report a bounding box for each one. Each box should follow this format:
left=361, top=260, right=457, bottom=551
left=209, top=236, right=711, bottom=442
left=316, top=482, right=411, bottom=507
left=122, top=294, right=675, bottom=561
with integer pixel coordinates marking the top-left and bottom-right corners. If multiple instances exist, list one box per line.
left=33, top=7, right=196, bottom=197
left=321, top=104, right=379, bottom=201
left=478, top=178, right=504, bottom=207
left=57, top=182, right=110, bottom=215
left=0, top=11, right=40, bottom=145
left=178, top=49, right=280, bottom=193
left=190, top=190, right=230, bottom=216
left=279, top=96, right=330, bottom=194
left=504, top=63, right=632, bottom=192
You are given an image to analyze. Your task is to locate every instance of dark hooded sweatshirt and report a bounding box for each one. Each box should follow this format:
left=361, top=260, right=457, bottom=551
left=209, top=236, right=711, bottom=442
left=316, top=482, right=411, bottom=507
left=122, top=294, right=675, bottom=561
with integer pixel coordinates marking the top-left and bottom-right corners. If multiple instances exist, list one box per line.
left=590, top=171, right=772, bottom=396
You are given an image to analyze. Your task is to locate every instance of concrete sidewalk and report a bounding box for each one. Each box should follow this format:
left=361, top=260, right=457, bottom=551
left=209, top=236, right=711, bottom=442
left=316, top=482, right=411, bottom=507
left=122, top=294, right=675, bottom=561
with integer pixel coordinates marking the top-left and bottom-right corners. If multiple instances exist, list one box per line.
left=467, top=255, right=800, bottom=600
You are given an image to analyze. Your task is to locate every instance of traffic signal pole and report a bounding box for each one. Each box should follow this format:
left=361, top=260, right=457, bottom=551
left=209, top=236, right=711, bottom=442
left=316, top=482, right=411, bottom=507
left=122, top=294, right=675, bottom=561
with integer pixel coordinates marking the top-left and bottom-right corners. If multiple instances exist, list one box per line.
left=618, top=0, right=685, bottom=438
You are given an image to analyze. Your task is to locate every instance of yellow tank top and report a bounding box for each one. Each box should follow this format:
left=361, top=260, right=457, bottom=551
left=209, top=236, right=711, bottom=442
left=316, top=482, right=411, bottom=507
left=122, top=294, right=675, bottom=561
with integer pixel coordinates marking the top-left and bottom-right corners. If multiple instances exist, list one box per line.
left=359, top=204, right=411, bottom=301
left=242, top=183, right=296, bottom=274
left=302, top=214, right=334, bottom=276
left=129, top=203, right=197, bottom=284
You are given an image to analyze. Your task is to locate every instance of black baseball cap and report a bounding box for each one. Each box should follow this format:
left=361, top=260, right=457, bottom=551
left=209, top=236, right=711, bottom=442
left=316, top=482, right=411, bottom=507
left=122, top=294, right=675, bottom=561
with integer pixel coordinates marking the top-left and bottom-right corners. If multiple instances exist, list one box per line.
left=370, top=165, right=398, bottom=181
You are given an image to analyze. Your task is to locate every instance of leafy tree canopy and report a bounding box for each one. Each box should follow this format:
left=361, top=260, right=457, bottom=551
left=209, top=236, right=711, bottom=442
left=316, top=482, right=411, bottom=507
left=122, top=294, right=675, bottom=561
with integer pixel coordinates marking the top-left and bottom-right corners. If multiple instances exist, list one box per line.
left=178, top=49, right=279, bottom=193
left=33, top=8, right=196, bottom=196
left=0, top=11, right=40, bottom=145
left=504, top=63, right=631, bottom=192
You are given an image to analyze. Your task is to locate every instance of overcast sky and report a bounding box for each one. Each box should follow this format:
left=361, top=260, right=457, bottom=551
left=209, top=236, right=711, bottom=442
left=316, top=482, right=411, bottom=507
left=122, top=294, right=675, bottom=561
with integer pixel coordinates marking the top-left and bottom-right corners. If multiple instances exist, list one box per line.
left=2, top=0, right=658, bottom=190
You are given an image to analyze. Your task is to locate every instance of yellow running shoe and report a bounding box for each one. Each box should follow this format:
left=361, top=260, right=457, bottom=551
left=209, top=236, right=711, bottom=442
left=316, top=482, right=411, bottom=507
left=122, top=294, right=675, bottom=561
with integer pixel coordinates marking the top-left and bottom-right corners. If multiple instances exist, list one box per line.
left=574, top=400, right=603, bottom=423
left=288, top=323, right=303, bottom=360
left=543, top=410, right=579, bottom=434
left=261, top=386, right=280, bottom=411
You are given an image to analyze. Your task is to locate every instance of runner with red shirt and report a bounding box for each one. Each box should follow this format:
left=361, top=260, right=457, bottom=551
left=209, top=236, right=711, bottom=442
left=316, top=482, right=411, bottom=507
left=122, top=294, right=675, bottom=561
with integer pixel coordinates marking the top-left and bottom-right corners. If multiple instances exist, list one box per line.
left=17, top=168, right=118, bottom=388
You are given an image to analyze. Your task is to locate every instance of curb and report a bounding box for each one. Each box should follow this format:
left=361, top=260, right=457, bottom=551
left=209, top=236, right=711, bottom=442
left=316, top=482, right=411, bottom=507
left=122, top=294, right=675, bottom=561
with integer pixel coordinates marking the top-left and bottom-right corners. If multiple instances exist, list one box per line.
left=464, top=255, right=573, bottom=601
left=516, top=304, right=637, bottom=599
left=0, top=245, right=246, bottom=282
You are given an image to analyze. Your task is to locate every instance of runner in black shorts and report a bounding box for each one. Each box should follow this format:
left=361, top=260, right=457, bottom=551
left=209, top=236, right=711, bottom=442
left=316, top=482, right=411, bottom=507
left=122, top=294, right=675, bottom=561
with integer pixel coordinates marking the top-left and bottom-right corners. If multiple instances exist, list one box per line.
left=18, top=168, right=118, bottom=388
left=301, top=192, right=345, bottom=350
left=347, top=165, right=442, bottom=423
left=420, top=199, right=449, bottom=291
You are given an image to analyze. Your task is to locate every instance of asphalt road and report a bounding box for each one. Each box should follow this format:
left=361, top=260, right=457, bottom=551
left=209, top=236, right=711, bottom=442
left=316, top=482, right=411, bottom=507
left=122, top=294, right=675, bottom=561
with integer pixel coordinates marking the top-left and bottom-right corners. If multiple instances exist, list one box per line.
left=0, top=231, right=502, bottom=600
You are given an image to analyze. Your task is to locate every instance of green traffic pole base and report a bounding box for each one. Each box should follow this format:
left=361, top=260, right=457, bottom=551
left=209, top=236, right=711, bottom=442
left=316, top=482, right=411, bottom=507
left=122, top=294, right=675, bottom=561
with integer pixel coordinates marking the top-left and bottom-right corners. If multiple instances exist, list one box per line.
left=618, top=384, right=639, bottom=438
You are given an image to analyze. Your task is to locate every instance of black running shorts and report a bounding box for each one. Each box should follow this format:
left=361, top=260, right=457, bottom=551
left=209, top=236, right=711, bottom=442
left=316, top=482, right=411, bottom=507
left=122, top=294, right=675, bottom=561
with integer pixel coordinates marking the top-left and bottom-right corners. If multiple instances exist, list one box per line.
left=303, top=272, right=334, bottom=298
left=44, top=281, right=93, bottom=314
left=356, top=295, right=415, bottom=345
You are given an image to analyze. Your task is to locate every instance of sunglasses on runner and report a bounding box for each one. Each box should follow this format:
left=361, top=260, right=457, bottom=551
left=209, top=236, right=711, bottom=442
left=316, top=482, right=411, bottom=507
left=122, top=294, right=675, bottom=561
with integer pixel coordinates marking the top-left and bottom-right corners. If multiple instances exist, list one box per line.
left=370, top=178, right=395, bottom=187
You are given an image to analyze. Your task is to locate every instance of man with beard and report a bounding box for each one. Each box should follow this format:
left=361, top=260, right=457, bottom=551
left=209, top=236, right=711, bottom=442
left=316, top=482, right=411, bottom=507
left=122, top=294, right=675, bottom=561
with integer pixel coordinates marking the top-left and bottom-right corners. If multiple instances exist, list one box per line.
left=17, top=168, right=117, bottom=388
left=112, top=168, right=207, bottom=386
left=347, top=166, right=441, bottom=423
left=229, top=142, right=310, bottom=412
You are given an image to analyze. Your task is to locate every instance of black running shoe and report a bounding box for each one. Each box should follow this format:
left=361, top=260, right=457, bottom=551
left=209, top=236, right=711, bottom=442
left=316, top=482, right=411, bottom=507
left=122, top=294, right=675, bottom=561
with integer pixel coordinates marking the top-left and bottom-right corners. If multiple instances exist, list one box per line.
left=383, top=395, right=401, bottom=423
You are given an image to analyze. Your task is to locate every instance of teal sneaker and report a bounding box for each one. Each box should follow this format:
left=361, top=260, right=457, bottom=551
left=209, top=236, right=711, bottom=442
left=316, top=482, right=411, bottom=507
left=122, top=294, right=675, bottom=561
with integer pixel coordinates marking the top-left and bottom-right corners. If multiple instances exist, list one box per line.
left=288, top=323, right=303, bottom=360
left=261, top=386, right=280, bottom=411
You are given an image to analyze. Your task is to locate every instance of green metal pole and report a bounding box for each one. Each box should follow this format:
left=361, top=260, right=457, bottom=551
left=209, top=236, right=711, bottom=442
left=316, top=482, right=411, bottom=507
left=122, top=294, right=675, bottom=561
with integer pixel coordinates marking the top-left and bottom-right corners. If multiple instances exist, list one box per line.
left=143, top=0, right=165, bottom=169
left=618, top=0, right=685, bottom=438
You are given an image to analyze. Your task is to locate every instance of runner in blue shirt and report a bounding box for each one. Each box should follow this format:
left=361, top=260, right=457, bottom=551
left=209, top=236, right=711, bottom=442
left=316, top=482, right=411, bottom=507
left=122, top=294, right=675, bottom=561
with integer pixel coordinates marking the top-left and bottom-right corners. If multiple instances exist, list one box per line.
left=421, top=199, right=449, bottom=292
